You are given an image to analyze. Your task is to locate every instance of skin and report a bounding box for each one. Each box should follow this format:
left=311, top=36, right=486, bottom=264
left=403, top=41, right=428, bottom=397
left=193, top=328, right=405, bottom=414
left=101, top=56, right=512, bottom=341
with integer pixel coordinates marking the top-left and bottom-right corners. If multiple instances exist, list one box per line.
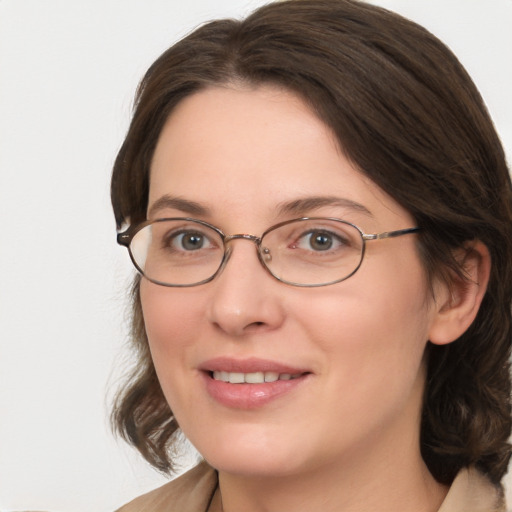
left=140, top=85, right=488, bottom=512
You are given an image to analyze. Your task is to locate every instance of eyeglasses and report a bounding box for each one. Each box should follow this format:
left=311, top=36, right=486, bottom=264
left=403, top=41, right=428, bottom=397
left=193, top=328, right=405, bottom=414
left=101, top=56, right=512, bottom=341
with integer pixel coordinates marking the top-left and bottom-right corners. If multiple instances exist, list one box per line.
left=117, top=217, right=420, bottom=287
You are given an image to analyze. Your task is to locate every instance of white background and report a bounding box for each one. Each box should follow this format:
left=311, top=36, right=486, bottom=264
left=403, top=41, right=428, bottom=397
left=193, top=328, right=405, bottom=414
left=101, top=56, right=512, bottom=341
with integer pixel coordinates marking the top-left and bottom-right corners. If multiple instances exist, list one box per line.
left=0, top=1, right=510, bottom=511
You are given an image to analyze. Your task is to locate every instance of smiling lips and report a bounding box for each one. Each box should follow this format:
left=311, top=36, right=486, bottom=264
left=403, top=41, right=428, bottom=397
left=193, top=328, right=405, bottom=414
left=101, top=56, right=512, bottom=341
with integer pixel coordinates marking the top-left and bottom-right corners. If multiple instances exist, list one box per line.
left=201, top=358, right=310, bottom=409
left=212, top=371, right=303, bottom=384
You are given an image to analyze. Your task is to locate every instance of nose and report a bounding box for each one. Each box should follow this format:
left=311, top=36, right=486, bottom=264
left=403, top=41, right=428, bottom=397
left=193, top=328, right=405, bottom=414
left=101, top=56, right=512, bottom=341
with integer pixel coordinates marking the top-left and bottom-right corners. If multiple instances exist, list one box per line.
left=206, top=238, right=285, bottom=337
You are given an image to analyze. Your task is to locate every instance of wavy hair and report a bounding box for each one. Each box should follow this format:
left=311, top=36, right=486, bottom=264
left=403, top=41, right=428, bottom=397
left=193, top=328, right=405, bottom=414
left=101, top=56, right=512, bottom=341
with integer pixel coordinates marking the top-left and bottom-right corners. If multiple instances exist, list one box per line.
left=110, top=0, right=512, bottom=485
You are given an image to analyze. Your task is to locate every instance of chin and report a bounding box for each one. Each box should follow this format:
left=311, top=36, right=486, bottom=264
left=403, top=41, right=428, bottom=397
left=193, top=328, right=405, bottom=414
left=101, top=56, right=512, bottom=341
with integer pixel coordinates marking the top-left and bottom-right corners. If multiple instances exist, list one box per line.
left=207, top=452, right=306, bottom=479
left=190, top=425, right=309, bottom=478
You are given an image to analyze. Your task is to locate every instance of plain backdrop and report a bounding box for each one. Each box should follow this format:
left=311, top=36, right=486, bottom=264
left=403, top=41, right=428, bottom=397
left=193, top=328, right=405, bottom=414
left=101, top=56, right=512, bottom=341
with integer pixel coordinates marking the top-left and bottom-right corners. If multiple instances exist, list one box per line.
left=0, top=1, right=511, bottom=510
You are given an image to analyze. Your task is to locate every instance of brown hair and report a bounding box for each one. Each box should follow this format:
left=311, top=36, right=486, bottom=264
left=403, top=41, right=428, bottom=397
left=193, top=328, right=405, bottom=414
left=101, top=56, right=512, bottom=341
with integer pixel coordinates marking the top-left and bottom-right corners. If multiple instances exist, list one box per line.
left=111, top=0, right=512, bottom=485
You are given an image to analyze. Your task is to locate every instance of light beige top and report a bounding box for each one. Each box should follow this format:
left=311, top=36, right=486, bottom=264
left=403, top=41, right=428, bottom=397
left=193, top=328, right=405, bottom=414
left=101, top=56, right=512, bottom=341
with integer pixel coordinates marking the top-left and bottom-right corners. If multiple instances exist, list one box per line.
left=116, top=461, right=505, bottom=512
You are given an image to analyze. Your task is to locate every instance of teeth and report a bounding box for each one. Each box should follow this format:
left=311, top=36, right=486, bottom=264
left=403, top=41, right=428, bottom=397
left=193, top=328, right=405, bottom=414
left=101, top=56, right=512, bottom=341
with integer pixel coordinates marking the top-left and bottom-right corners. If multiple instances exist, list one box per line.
left=246, top=372, right=264, bottom=384
left=264, top=372, right=279, bottom=382
left=229, top=372, right=245, bottom=384
left=212, top=371, right=302, bottom=383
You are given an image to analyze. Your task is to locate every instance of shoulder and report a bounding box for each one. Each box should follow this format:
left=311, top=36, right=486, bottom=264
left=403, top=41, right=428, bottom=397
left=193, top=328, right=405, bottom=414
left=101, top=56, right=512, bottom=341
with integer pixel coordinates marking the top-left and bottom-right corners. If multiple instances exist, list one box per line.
left=438, top=466, right=506, bottom=512
left=116, top=461, right=218, bottom=512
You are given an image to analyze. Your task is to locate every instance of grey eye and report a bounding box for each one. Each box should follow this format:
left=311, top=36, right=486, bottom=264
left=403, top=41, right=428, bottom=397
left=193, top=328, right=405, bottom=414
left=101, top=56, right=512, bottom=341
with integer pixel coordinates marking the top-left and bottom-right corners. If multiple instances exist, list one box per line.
left=178, top=232, right=206, bottom=251
left=307, top=232, right=334, bottom=251
left=295, top=230, right=347, bottom=252
left=166, top=231, right=213, bottom=252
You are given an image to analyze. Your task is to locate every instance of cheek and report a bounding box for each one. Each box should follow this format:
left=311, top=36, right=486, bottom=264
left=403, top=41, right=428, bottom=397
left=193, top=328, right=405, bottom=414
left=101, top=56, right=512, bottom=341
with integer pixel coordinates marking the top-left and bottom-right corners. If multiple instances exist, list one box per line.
left=139, top=282, right=210, bottom=423
left=297, top=258, right=432, bottom=383
left=139, top=282, right=202, bottom=370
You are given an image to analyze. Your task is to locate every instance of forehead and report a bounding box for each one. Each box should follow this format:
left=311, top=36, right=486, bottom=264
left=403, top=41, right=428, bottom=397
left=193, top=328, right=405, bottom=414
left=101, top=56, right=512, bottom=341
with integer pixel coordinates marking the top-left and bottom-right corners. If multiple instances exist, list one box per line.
left=148, top=85, right=411, bottom=229
left=150, top=84, right=334, bottom=178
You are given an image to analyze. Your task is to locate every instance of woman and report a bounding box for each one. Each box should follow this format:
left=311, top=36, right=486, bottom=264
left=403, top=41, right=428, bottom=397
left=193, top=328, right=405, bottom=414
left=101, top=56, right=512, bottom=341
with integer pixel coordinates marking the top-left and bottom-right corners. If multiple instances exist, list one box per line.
left=111, top=0, right=512, bottom=510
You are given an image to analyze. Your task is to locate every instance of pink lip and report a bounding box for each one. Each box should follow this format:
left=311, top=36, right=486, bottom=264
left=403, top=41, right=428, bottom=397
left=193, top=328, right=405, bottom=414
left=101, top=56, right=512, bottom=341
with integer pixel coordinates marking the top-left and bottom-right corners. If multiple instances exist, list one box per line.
left=199, top=357, right=311, bottom=410
left=199, top=357, right=308, bottom=374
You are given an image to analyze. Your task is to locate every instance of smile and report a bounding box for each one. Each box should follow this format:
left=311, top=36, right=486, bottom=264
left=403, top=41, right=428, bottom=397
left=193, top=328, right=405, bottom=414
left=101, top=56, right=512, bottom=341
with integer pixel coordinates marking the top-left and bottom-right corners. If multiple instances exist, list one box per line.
left=212, top=371, right=303, bottom=384
left=200, top=358, right=311, bottom=409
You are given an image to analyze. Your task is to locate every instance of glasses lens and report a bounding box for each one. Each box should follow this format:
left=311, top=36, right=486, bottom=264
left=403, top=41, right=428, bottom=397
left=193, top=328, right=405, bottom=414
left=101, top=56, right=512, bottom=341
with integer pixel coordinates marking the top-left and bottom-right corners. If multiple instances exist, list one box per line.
left=261, top=218, right=364, bottom=286
left=129, top=219, right=224, bottom=286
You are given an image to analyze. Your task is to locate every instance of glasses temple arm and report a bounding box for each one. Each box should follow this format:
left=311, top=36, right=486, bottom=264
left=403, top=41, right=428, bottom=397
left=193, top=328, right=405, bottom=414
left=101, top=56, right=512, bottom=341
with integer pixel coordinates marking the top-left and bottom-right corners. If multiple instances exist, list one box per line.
left=363, top=227, right=421, bottom=241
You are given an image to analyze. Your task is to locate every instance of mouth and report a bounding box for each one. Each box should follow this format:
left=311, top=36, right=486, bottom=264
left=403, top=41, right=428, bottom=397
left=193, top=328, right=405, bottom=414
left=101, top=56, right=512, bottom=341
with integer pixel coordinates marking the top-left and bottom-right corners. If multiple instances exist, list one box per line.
left=210, top=371, right=305, bottom=384
left=199, top=358, right=312, bottom=409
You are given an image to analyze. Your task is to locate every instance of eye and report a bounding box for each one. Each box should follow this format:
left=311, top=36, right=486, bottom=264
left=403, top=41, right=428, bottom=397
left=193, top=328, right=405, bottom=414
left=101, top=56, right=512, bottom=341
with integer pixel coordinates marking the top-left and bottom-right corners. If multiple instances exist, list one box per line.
left=296, top=230, right=346, bottom=252
left=305, top=231, right=335, bottom=251
left=166, top=230, right=215, bottom=252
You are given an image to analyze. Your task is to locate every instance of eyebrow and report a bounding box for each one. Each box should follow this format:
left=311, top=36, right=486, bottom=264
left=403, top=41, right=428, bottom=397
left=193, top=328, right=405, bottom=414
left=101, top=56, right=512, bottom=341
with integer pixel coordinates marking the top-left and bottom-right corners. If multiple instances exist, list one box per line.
left=148, top=195, right=212, bottom=218
left=276, top=196, right=373, bottom=217
left=148, top=194, right=373, bottom=220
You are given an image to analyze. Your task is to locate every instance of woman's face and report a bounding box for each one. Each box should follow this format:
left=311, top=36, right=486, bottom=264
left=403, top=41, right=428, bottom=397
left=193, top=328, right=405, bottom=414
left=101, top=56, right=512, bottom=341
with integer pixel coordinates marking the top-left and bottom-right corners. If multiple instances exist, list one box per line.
left=141, top=85, right=441, bottom=478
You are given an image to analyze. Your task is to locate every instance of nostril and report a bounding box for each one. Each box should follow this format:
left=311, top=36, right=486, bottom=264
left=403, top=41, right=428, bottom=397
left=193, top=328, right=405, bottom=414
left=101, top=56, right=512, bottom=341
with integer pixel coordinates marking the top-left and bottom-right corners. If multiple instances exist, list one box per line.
left=247, top=321, right=266, bottom=330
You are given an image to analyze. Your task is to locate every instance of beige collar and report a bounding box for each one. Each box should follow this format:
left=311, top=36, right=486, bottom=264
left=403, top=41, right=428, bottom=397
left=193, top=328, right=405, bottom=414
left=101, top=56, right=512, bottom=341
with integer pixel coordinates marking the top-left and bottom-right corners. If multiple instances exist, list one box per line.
left=437, top=467, right=505, bottom=512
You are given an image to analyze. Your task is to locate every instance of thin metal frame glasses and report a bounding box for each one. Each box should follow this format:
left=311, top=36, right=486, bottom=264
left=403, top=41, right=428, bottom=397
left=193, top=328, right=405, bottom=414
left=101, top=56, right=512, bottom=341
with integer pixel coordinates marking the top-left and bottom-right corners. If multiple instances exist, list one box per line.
left=117, top=217, right=420, bottom=288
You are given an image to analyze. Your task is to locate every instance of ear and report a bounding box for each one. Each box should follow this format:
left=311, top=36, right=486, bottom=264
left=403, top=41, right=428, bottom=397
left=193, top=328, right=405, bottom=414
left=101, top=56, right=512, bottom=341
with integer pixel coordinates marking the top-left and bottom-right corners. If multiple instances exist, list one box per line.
left=428, top=241, right=490, bottom=346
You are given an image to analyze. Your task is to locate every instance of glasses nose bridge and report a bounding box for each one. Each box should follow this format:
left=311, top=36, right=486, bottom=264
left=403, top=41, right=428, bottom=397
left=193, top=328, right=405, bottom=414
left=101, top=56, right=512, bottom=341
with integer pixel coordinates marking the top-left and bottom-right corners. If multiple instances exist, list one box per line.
left=223, top=233, right=262, bottom=246
left=220, top=233, right=267, bottom=272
